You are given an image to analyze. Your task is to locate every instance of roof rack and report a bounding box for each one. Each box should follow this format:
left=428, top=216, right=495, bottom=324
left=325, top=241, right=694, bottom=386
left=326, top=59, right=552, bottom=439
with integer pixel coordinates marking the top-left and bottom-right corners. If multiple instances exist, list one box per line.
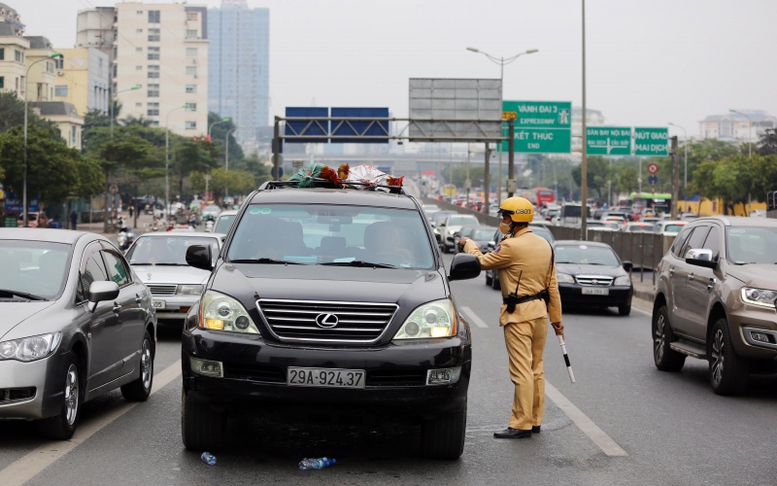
left=259, top=179, right=406, bottom=195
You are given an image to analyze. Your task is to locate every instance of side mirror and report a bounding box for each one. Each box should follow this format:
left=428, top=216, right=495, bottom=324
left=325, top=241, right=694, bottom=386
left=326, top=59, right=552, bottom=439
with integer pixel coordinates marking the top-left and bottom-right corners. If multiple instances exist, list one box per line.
left=88, top=281, right=120, bottom=312
left=449, top=253, right=481, bottom=281
left=622, top=261, right=633, bottom=273
left=685, top=248, right=717, bottom=269
left=186, top=244, right=213, bottom=271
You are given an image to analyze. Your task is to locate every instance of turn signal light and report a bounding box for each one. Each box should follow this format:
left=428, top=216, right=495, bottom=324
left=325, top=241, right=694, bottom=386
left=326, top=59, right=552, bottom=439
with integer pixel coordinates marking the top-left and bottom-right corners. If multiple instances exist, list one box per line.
left=204, top=318, right=224, bottom=330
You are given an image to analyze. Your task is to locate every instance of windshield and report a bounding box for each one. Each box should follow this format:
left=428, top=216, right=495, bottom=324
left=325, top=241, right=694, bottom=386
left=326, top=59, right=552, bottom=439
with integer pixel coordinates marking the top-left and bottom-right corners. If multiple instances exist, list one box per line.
left=215, top=215, right=236, bottom=234
left=555, top=244, right=620, bottom=266
left=532, top=228, right=555, bottom=243
left=472, top=229, right=495, bottom=240
left=727, top=227, right=777, bottom=264
left=447, top=215, right=479, bottom=226
left=127, top=236, right=219, bottom=265
left=0, top=241, right=71, bottom=299
left=227, top=204, right=435, bottom=269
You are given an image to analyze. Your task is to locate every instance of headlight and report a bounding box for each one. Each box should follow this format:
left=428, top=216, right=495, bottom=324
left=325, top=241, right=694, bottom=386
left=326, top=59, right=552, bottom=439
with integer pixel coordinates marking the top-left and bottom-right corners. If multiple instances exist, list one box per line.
left=177, top=284, right=204, bottom=296
left=557, top=273, right=575, bottom=284
left=448, top=229, right=456, bottom=235
left=394, top=299, right=457, bottom=340
left=741, top=288, right=777, bottom=309
left=199, top=290, right=261, bottom=334
left=614, top=275, right=631, bottom=286
left=0, top=332, right=61, bottom=362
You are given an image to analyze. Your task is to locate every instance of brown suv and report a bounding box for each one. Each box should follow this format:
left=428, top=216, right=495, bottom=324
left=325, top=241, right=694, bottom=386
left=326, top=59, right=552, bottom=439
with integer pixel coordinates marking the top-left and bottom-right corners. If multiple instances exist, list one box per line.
left=652, top=216, right=777, bottom=395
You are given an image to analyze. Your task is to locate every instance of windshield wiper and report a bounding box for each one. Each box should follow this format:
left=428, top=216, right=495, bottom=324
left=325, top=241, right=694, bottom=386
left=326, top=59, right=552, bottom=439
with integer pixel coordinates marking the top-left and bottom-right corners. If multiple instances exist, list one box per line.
left=319, top=260, right=397, bottom=269
left=556, top=261, right=576, bottom=264
left=230, top=258, right=302, bottom=265
left=0, top=288, right=47, bottom=301
left=153, top=263, right=189, bottom=266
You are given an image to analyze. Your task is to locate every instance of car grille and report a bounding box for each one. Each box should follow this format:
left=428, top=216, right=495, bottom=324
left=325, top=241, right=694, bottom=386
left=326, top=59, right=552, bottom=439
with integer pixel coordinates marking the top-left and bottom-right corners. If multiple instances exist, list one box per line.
left=366, top=370, right=427, bottom=387
left=147, top=284, right=177, bottom=296
left=575, top=275, right=614, bottom=286
left=257, top=299, right=398, bottom=343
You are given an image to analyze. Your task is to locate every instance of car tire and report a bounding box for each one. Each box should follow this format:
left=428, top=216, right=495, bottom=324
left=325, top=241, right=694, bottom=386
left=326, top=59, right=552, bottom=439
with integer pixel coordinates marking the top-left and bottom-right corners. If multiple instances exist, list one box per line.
left=491, top=274, right=501, bottom=291
left=652, top=305, right=686, bottom=372
left=485, top=271, right=493, bottom=286
left=709, top=317, right=749, bottom=395
left=618, top=302, right=631, bottom=316
left=121, top=331, right=155, bottom=401
left=181, top=388, right=226, bottom=451
left=421, top=405, right=466, bottom=460
left=38, top=354, right=82, bottom=440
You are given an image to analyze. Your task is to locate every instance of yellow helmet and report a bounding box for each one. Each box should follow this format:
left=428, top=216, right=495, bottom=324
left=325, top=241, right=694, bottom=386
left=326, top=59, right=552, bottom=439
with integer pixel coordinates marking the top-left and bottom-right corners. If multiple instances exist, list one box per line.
left=499, top=197, right=534, bottom=223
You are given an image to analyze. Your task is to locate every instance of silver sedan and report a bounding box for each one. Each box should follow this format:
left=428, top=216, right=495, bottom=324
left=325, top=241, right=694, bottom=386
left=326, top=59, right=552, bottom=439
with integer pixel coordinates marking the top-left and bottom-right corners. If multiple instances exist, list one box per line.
left=0, top=229, right=157, bottom=440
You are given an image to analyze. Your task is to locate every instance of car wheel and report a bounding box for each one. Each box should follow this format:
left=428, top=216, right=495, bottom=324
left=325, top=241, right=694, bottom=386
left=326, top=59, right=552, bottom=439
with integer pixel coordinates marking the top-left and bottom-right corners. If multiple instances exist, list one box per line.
left=121, top=331, right=155, bottom=401
left=618, top=302, right=631, bottom=316
left=421, top=405, right=466, bottom=460
left=709, top=318, right=749, bottom=395
left=181, top=388, right=226, bottom=451
left=485, top=271, right=493, bottom=286
left=491, top=273, right=501, bottom=291
left=652, top=305, right=685, bottom=371
left=38, top=354, right=82, bottom=440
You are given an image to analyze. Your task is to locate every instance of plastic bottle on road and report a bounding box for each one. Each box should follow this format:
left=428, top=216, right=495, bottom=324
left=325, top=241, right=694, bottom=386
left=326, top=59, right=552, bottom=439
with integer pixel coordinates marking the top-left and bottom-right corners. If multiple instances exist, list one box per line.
left=298, top=457, right=336, bottom=470
left=201, top=452, right=217, bottom=466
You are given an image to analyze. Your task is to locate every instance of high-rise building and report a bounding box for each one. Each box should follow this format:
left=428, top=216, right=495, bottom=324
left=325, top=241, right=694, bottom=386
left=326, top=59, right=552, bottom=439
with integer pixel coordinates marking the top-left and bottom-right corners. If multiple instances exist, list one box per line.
left=208, top=0, right=269, bottom=143
left=77, top=2, right=209, bottom=136
left=699, top=110, right=777, bottom=142
left=0, top=2, right=27, bottom=96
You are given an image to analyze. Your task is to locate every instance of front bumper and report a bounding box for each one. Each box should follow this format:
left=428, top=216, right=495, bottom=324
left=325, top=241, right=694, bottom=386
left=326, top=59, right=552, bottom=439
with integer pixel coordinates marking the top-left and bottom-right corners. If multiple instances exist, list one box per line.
left=0, top=352, right=67, bottom=420
left=558, top=284, right=633, bottom=308
left=181, top=330, right=471, bottom=419
left=152, top=295, right=199, bottom=320
left=728, top=304, right=777, bottom=360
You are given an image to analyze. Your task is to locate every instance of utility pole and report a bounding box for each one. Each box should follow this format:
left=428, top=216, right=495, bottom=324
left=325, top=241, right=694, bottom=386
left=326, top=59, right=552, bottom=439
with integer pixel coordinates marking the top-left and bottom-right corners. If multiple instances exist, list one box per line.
left=580, top=0, right=588, bottom=240
left=466, top=146, right=471, bottom=206
left=670, top=136, right=679, bottom=220
left=507, top=118, right=515, bottom=197
left=484, top=143, right=491, bottom=217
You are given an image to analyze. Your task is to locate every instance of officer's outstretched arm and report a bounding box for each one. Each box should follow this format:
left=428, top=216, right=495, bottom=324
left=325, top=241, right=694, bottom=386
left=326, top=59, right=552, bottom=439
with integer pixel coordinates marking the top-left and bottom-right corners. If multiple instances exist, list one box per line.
left=464, top=240, right=512, bottom=270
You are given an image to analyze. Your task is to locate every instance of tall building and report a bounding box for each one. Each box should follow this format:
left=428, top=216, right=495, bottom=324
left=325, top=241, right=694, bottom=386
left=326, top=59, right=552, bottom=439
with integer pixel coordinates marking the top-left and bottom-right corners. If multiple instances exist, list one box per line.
left=77, top=2, right=209, bottom=136
left=53, top=48, right=110, bottom=115
left=571, top=107, right=606, bottom=152
left=208, top=0, right=269, bottom=143
left=0, top=2, right=27, bottom=96
left=24, top=36, right=56, bottom=102
left=699, top=110, right=777, bottom=142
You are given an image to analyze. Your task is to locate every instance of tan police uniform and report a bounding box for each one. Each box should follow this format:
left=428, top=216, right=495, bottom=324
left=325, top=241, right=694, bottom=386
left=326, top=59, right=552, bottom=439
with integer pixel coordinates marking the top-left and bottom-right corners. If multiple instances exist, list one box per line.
left=463, top=226, right=562, bottom=431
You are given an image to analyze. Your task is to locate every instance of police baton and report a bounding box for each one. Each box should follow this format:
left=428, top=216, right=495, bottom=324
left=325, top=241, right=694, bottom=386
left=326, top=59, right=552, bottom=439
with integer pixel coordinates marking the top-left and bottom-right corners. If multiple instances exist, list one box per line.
left=557, top=334, right=576, bottom=383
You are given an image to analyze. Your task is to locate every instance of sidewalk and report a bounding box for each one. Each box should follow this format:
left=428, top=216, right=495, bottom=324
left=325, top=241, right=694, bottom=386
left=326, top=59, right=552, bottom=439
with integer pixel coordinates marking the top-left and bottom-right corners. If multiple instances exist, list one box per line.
left=631, top=270, right=656, bottom=303
left=76, top=211, right=155, bottom=237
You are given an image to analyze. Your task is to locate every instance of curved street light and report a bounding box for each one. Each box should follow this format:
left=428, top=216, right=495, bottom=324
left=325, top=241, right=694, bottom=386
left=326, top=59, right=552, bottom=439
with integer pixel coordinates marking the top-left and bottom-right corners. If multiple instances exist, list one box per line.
left=110, top=84, right=141, bottom=138
left=23, top=52, right=63, bottom=227
left=208, top=117, right=230, bottom=139
left=165, top=104, right=189, bottom=217
left=729, top=109, right=752, bottom=157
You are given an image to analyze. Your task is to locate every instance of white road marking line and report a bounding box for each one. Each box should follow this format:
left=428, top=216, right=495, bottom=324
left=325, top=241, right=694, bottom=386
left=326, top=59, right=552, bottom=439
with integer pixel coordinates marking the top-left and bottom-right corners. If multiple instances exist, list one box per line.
left=1, top=360, right=182, bottom=486
left=634, top=306, right=652, bottom=317
left=461, top=306, right=489, bottom=328
left=545, top=380, right=628, bottom=457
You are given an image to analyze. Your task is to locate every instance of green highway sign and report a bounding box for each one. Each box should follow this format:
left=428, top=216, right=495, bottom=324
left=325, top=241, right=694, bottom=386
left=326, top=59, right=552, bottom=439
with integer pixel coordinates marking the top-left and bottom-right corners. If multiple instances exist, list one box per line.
left=634, top=127, right=669, bottom=156
left=502, top=100, right=572, bottom=153
left=586, top=126, right=632, bottom=155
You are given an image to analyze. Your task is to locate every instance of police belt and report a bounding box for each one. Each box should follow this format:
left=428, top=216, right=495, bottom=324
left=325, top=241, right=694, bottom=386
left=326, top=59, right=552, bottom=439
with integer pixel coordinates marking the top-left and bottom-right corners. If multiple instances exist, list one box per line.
left=503, top=289, right=550, bottom=308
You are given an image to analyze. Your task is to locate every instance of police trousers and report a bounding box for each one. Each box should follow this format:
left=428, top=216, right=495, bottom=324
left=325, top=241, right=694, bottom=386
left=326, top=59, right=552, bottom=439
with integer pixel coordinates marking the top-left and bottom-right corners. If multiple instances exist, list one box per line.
left=503, top=316, right=548, bottom=430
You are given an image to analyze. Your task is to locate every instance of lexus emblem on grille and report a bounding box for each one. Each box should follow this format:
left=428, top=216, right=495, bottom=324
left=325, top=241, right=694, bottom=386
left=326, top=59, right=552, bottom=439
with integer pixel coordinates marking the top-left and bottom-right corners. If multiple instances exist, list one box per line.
left=315, top=313, right=339, bottom=329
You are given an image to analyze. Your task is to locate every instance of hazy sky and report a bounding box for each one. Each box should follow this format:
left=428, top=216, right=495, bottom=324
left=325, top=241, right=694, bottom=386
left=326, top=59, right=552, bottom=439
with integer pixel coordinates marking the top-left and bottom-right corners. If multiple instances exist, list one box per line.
left=15, top=0, right=777, bottom=138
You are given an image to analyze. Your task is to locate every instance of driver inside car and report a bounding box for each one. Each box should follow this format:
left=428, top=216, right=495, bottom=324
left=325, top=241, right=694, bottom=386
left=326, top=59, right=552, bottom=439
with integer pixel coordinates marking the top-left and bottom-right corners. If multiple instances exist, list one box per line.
left=363, top=222, right=413, bottom=266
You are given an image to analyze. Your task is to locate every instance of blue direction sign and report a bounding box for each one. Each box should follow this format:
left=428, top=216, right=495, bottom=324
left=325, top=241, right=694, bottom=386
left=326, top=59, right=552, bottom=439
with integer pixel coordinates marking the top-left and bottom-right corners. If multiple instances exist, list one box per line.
left=4, top=192, right=39, bottom=213
left=648, top=174, right=658, bottom=185
left=285, top=107, right=328, bottom=143
left=330, top=107, right=389, bottom=143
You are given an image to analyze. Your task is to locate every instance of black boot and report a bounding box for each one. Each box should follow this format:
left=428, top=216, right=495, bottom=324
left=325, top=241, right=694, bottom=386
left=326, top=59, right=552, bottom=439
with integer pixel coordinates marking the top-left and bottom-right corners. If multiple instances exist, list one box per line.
left=494, top=427, right=532, bottom=439
left=532, top=425, right=541, bottom=433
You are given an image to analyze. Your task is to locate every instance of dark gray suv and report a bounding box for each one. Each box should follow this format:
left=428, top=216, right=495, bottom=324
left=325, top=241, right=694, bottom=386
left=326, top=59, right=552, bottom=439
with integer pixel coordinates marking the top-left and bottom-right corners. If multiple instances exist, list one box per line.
left=652, top=216, right=777, bottom=395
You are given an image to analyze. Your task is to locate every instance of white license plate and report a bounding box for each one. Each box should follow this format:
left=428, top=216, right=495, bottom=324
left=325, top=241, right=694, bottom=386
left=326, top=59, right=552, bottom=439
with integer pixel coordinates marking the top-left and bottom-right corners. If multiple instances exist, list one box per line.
left=153, top=300, right=166, bottom=309
left=582, top=287, right=609, bottom=296
left=287, top=367, right=365, bottom=389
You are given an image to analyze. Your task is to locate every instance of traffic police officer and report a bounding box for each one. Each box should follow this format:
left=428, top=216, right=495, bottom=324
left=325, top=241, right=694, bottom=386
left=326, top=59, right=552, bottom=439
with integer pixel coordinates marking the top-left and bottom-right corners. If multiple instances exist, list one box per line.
left=458, top=196, right=563, bottom=439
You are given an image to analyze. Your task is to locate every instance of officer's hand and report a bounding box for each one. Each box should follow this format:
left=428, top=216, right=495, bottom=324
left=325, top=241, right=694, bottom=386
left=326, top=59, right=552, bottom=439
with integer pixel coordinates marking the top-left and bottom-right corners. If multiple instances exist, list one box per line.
left=458, top=237, right=468, bottom=247
left=551, top=321, right=565, bottom=339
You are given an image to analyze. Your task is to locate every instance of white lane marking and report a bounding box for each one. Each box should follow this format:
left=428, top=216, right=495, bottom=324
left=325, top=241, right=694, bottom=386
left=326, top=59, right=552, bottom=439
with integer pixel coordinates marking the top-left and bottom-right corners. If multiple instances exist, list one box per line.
left=633, top=306, right=652, bottom=317
left=545, top=380, right=628, bottom=457
left=461, top=306, right=489, bottom=328
left=1, top=360, right=182, bottom=486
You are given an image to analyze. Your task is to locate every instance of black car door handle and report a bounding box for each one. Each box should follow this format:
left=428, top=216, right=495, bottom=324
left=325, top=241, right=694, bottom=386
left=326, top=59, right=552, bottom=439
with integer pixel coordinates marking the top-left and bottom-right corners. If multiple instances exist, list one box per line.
left=135, top=294, right=143, bottom=304
left=707, top=277, right=716, bottom=291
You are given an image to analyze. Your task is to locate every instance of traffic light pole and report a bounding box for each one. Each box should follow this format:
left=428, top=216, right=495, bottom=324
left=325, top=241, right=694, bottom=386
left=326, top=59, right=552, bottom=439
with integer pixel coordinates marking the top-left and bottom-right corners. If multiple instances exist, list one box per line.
left=670, top=136, right=679, bottom=220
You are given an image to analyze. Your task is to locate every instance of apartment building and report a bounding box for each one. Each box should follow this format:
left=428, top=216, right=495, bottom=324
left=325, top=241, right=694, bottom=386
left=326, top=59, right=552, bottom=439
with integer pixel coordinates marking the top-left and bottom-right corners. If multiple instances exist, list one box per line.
left=208, top=0, right=270, bottom=143
left=699, top=110, right=777, bottom=142
left=0, top=2, right=27, bottom=96
left=32, top=101, right=83, bottom=150
left=114, top=2, right=209, bottom=136
left=24, top=36, right=57, bottom=102
left=53, top=47, right=110, bottom=116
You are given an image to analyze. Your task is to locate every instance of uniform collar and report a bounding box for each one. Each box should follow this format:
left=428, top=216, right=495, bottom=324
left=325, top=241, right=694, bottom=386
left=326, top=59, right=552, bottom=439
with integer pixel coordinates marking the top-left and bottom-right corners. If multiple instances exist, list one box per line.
left=511, top=226, right=533, bottom=238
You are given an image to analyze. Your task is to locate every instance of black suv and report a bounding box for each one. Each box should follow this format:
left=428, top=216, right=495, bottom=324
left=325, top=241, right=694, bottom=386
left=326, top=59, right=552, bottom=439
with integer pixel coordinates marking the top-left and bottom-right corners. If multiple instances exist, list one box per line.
left=181, top=181, right=479, bottom=459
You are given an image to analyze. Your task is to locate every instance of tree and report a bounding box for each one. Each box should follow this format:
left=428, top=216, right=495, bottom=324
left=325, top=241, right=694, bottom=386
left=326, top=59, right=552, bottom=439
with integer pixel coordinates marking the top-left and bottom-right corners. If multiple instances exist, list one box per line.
left=172, top=138, right=219, bottom=196
left=121, top=115, right=153, bottom=127
left=243, top=154, right=272, bottom=187
left=0, top=125, right=81, bottom=205
left=571, top=156, right=608, bottom=201
left=208, top=112, right=244, bottom=167
left=616, top=166, right=639, bottom=196
left=0, top=91, right=59, bottom=136
left=757, top=128, right=777, bottom=155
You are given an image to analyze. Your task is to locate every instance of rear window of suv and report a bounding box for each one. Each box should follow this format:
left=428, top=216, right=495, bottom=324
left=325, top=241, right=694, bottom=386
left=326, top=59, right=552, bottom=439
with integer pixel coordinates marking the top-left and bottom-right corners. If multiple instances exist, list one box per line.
left=228, top=204, right=435, bottom=269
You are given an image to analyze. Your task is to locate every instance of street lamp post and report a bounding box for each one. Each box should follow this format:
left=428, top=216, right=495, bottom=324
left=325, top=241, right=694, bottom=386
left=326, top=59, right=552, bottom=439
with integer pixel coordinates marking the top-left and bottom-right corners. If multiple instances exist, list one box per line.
left=165, top=104, right=188, bottom=221
left=224, top=127, right=239, bottom=201
left=668, top=122, right=688, bottom=190
left=730, top=109, right=753, bottom=213
left=581, top=0, right=588, bottom=240
left=23, top=52, right=63, bottom=227
left=110, top=84, right=141, bottom=138
left=208, top=117, right=230, bottom=139
left=467, top=46, right=538, bottom=200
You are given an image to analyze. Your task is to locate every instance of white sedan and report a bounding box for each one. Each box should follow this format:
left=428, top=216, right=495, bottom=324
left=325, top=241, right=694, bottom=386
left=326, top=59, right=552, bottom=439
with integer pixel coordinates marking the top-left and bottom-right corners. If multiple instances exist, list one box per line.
left=125, top=232, right=224, bottom=323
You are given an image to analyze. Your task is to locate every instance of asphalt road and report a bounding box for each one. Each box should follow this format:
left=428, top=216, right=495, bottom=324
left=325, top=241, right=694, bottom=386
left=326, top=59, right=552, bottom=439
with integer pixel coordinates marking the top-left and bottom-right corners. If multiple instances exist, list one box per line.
left=1, top=253, right=777, bottom=485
